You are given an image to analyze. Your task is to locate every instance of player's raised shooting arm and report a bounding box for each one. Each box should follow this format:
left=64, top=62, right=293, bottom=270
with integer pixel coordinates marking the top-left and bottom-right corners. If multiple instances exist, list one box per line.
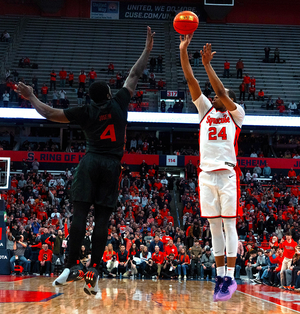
left=16, top=82, right=70, bottom=123
left=201, top=43, right=236, bottom=111
left=179, top=34, right=201, bottom=102
left=123, top=26, right=155, bottom=97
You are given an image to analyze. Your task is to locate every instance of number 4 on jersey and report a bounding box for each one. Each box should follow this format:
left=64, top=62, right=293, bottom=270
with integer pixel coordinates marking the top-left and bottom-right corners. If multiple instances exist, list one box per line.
left=208, top=127, right=227, bottom=140
left=100, top=124, right=116, bottom=142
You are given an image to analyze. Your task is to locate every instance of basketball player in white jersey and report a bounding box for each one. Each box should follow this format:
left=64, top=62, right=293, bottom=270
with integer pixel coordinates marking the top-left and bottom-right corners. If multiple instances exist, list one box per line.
left=180, top=34, right=245, bottom=302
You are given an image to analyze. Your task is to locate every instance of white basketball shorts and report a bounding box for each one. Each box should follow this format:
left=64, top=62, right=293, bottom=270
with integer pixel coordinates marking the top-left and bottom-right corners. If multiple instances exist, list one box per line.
left=199, top=169, right=240, bottom=218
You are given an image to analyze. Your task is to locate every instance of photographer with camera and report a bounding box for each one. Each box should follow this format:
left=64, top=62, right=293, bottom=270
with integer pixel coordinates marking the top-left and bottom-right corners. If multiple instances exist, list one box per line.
left=144, top=258, right=158, bottom=278
left=123, top=255, right=138, bottom=278
left=161, top=253, right=178, bottom=279
left=10, top=235, right=31, bottom=275
left=105, top=254, right=119, bottom=277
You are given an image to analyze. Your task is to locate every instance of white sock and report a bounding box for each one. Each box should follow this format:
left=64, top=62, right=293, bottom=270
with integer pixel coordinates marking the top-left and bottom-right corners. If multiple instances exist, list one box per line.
left=226, top=267, right=235, bottom=279
left=52, top=268, right=70, bottom=286
left=217, top=266, right=226, bottom=278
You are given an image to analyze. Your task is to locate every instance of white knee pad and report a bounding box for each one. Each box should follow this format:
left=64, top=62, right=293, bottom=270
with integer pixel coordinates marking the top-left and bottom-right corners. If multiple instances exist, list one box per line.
left=208, top=218, right=225, bottom=257
left=223, top=218, right=238, bottom=258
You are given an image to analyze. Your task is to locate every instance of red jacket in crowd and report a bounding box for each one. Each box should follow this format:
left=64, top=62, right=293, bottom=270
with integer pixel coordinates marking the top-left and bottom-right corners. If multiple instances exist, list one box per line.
left=41, top=86, right=48, bottom=95
left=152, top=251, right=164, bottom=264
left=224, top=61, right=230, bottom=69
left=103, top=250, right=117, bottom=262
left=280, top=239, right=297, bottom=259
left=165, top=244, right=178, bottom=258
left=38, top=249, right=53, bottom=262
left=59, top=70, right=67, bottom=79
left=269, top=253, right=284, bottom=272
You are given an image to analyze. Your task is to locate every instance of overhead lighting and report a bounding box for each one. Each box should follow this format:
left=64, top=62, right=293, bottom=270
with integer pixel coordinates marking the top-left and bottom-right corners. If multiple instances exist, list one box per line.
left=0, top=109, right=299, bottom=127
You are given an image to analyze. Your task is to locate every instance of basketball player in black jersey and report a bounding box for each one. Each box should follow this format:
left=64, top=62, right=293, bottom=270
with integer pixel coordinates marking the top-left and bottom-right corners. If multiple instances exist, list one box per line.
left=17, top=26, right=155, bottom=295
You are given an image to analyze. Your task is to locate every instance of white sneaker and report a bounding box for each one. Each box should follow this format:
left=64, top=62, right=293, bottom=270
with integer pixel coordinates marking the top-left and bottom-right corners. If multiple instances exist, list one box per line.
left=184, top=275, right=187, bottom=280
left=52, top=268, right=70, bottom=286
left=178, top=275, right=181, bottom=280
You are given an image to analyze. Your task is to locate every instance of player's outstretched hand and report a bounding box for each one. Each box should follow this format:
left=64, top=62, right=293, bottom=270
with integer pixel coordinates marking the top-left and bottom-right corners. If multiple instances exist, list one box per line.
left=16, top=82, right=34, bottom=100
left=179, top=33, right=193, bottom=50
left=200, top=43, right=216, bottom=66
left=145, top=26, right=155, bottom=52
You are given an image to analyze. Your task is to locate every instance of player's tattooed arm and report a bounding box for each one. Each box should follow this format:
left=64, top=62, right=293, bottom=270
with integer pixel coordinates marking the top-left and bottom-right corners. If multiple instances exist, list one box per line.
left=124, top=26, right=155, bottom=97
left=16, top=82, right=70, bottom=123
left=201, top=43, right=237, bottom=111
left=179, top=33, right=201, bottom=102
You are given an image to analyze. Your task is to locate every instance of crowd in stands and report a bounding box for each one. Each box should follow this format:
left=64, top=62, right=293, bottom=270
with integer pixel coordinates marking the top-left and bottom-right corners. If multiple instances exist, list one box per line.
left=264, top=46, right=281, bottom=63
left=14, top=132, right=300, bottom=160
left=20, top=139, right=60, bottom=152
left=0, top=36, right=297, bottom=115
left=0, top=30, right=10, bottom=42
left=160, top=98, right=184, bottom=113
left=3, top=153, right=300, bottom=290
left=1, top=55, right=166, bottom=112
left=179, top=165, right=300, bottom=289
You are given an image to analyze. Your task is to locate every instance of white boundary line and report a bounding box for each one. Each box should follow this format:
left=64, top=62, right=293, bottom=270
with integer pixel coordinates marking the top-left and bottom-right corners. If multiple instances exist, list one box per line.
left=236, top=289, right=300, bottom=314
left=208, top=280, right=300, bottom=313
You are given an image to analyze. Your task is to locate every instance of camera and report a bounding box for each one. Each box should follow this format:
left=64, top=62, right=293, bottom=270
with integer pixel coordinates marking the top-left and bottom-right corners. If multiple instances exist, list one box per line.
left=112, top=255, right=117, bottom=261
left=15, top=235, right=21, bottom=242
left=130, top=256, right=133, bottom=261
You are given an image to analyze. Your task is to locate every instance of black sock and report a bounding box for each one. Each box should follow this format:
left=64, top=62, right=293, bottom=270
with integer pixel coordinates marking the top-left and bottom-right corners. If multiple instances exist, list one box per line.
left=90, top=204, right=114, bottom=269
left=66, top=201, right=91, bottom=268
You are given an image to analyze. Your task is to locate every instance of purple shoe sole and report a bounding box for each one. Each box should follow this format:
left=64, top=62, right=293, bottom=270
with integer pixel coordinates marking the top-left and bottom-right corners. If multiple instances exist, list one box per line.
left=217, top=280, right=237, bottom=302
left=213, top=292, right=219, bottom=302
left=213, top=283, right=223, bottom=302
left=213, top=284, right=222, bottom=302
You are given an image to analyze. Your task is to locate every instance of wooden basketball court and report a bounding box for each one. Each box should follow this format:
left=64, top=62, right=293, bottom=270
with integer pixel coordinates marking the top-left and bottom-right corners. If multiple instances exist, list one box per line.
left=0, top=276, right=300, bottom=313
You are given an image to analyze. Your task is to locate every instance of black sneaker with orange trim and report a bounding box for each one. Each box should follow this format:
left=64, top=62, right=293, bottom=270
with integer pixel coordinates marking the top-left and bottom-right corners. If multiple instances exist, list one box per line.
left=84, top=267, right=99, bottom=296
left=68, top=265, right=85, bottom=282
left=52, top=265, right=85, bottom=286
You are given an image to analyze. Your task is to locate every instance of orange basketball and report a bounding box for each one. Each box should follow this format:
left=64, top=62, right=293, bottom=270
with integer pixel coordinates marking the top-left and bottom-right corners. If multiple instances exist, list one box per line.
left=173, top=11, right=199, bottom=35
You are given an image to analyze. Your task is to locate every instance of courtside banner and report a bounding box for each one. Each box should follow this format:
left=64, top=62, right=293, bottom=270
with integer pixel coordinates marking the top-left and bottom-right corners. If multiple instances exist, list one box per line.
left=185, top=156, right=300, bottom=170
left=0, top=151, right=158, bottom=165
left=90, top=1, right=119, bottom=19
left=0, top=151, right=298, bottom=170
left=119, top=2, right=206, bottom=20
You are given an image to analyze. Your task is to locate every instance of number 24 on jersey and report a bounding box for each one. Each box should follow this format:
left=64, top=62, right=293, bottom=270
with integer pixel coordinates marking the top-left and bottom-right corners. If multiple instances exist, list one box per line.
left=208, top=127, right=227, bottom=140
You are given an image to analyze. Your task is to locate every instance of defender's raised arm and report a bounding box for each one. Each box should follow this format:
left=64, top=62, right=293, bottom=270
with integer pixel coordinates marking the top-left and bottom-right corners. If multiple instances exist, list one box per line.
left=124, top=26, right=155, bottom=97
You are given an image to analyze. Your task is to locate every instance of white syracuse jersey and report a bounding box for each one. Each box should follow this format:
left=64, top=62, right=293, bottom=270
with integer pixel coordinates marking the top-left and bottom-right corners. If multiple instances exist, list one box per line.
left=193, top=94, right=245, bottom=172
